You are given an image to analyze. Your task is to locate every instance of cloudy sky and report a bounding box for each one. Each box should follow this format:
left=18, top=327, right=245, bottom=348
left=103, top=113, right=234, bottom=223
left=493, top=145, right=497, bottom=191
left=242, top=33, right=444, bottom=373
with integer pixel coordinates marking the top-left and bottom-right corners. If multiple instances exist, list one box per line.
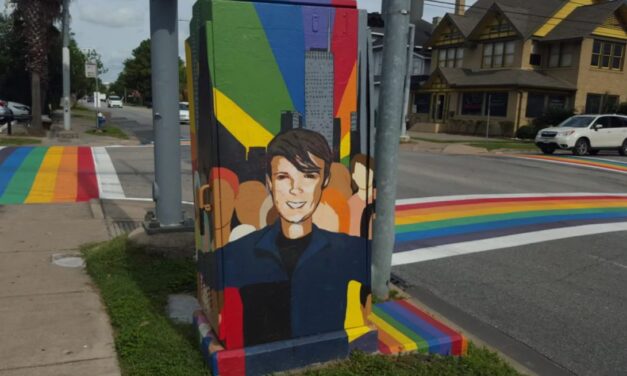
left=69, top=0, right=469, bottom=82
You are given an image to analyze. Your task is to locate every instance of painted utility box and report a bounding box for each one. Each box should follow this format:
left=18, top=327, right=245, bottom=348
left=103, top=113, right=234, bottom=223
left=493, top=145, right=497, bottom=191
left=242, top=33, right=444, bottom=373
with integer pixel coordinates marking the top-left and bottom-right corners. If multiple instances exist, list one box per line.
left=186, top=0, right=376, bottom=374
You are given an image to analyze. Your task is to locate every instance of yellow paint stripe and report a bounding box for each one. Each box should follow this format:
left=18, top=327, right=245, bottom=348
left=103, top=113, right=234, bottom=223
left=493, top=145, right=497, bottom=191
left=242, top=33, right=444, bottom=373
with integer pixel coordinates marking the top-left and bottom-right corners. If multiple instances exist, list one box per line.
left=534, top=0, right=595, bottom=37
left=53, top=146, right=78, bottom=202
left=25, top=147, right=64, bottom=203
left=368, top=313, right=418, bottom=352
left=593, top=26, right=627, bottom=39
left=213, top=88, right=274, bottom=153
left=396, top=201, right=627, bottom=225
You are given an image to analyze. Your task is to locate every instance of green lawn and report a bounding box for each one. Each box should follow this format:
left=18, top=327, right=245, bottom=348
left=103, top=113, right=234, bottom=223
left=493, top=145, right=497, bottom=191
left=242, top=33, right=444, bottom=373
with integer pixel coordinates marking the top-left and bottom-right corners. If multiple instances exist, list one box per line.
left=83, top=238, right=523, bottom=376
left=86, top=125, right=129, bottom=140
left=0, top=137, right=42, bottom=146
left=411, top=136, right=537, bottom=151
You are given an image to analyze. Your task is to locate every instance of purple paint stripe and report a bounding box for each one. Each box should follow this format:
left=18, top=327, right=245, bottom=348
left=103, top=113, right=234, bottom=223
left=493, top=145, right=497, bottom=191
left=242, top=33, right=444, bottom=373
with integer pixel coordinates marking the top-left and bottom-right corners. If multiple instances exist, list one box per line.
left=303, top=6, right=331, bottom=51
left=394, top=216, right=627, bottom=252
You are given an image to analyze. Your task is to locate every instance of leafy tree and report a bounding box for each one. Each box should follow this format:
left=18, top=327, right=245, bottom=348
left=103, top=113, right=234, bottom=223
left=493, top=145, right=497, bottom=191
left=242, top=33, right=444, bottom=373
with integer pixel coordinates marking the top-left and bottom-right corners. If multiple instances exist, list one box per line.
left=14, top=0, right=63, bottom=130
left=113, top=39, right=188, bottom=104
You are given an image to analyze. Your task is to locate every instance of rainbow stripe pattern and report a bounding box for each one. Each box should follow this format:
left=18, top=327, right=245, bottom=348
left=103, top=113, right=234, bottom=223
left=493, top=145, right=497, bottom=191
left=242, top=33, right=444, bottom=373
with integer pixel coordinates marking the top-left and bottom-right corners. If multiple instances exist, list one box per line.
left=0, top=146, right=99, bottom=204
left=370, top=300, right=467, bottom=355
left=514, top=154, right=627, bottom=174
left=394, top=194, right=627, bottom=253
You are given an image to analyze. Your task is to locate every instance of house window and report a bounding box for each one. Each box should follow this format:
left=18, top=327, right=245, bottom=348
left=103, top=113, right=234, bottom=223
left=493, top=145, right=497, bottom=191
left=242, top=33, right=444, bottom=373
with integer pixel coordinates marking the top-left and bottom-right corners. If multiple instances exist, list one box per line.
left=591, top=40, right=625, bottom=70
left=585, top=94, right=602, bottom=114
left=437, top=47, right=464, bottom=68
left=548, top=95, right=567, bottom=109
left=461, top=92, right=508, bottom=117
left=526, top=93, right=546, bottom=118
left=548, top=43, right=573, bottom=68
left=415, top=94, right=431, bottom=114
left=461, top=93, right=484, bottom=115
left=482, top=41, right=515, bottom=68
left=480, top=14, right=516, bottom=39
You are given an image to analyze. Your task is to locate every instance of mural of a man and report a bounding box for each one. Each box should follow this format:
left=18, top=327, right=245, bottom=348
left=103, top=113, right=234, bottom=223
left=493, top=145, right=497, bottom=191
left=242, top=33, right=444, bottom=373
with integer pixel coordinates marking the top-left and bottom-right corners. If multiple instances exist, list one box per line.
left=201, top=128, right=371, bottom=349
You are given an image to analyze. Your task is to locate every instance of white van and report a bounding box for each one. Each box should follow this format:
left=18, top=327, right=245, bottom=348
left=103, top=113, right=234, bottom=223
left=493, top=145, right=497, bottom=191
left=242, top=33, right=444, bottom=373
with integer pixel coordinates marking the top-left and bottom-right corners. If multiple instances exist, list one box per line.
left=535, top=114, right=627, bottom=156
left=107, top=95, right=123, bottom=108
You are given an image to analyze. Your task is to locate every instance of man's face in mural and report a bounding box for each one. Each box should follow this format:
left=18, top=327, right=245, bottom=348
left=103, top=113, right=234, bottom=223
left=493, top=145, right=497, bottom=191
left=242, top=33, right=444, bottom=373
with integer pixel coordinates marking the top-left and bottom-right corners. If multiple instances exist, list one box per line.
left=268, top=154, right=328, bottom=224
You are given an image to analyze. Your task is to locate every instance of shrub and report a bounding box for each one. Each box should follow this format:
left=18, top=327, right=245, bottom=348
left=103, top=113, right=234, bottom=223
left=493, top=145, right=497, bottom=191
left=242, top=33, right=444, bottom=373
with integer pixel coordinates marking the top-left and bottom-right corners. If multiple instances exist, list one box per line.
left=516, top=125, right=538, bottom=139
left=532, top=107, right=574, bottom=128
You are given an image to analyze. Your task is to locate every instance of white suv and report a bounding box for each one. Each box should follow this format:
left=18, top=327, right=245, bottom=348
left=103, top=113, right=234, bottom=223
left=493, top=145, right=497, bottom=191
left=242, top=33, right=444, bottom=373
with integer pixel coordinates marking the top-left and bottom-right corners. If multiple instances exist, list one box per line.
left=107, top=95, right=123, bottom=108
left=535, top=114, right=627, bottom=156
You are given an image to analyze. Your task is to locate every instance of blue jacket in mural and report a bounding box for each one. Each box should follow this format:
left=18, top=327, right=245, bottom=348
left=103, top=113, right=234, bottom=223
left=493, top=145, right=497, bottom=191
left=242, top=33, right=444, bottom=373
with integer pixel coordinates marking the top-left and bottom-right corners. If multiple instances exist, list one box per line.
left=199, top=222, right=371, bottom=348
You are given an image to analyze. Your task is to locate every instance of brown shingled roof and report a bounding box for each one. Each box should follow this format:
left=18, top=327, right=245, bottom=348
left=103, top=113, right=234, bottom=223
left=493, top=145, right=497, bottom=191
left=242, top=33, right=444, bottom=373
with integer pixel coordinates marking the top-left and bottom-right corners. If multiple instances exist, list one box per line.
left=436, top=67, right=577, bottom=90
left=542, top=1, right=626, bottom=41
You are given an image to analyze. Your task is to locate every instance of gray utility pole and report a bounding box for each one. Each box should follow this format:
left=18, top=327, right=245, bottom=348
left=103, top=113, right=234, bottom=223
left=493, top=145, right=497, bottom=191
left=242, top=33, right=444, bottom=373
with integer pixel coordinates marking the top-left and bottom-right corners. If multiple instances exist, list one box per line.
left=146, top=0, right=188, bottom=231
left=372, top=0, right=411, bottom=299
left=486, top=93, right=491, bottom=138
left=62, top=0, right=71, bottom=131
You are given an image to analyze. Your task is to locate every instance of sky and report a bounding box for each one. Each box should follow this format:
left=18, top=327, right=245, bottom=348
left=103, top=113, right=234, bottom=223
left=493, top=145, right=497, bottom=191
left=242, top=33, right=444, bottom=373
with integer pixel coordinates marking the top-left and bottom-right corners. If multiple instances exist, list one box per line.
left=67, top=0, right=474, bottom=83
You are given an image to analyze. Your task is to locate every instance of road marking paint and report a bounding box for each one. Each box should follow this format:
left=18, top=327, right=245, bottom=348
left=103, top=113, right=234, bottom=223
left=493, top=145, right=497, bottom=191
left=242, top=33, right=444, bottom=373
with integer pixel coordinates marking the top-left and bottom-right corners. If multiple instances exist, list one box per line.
left=392, top=222, right=627, bottom=265
left=588, top=255, right=627, bottom=271
left=105, top=196, right=195, bottom=205
left=396, top=193, right=627, bottom=206
left=25, top=146, right=64, bottom=203
left=508, top=154, right=627, bottom=175
left=92, top=146, right=126, bottom=199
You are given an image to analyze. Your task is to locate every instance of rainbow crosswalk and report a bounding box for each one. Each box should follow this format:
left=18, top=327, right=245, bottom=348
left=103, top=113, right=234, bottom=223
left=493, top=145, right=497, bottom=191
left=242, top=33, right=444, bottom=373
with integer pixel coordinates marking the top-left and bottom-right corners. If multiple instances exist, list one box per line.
left=512, top=154, right=627, bottom=174
left=0, top=146, right=124, bottom=204
left=393, top=193, right=627, bottom=265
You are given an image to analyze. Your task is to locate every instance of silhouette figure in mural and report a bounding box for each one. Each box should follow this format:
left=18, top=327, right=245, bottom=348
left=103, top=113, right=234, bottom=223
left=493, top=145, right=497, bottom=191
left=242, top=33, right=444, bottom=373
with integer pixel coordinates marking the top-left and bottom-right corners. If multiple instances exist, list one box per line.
left=348, top=154, right=375, bottom=236
left=201, top=128, right=371, bottom=348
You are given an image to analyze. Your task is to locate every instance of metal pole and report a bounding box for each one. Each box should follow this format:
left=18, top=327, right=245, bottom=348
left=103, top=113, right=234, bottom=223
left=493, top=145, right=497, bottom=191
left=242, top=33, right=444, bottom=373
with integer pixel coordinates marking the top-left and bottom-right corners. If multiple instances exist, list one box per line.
left=401, top=23, right=415, bottom=140
left=95, top=69, right=99, bottom=128
left=486, top=93, right=491, bottom=138
left=372, top=0, right=411, bottom=300
left=62, top=0, right=71, bottom=131
left=149, top=0, right=183, bottom=227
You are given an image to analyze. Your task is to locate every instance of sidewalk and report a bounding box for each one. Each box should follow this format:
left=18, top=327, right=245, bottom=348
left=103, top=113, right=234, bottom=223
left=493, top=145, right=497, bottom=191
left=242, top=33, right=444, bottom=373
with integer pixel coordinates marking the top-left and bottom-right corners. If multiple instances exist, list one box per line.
left=0, top=202, right=120, bottom=376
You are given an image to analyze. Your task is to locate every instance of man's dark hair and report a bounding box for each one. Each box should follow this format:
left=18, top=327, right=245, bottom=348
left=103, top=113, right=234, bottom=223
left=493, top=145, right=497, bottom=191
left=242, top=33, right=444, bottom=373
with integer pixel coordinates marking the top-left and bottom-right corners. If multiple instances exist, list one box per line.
left=266, top=129, right=332, bottom=183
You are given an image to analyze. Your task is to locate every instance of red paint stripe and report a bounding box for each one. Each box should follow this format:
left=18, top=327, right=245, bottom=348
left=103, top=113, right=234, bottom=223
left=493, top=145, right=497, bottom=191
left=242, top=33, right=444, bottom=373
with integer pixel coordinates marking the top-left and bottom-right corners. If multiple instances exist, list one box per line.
left=219, top=287, right=244, bottom=350
left=331, top=8, right=358, bottom=116
left=76, top=147, right=99, bottom=202
left=396, top=195, right=627, bottom=211
left=396, top=300, right=464, bottom=356
left=216, top=348, right=246, bottom=376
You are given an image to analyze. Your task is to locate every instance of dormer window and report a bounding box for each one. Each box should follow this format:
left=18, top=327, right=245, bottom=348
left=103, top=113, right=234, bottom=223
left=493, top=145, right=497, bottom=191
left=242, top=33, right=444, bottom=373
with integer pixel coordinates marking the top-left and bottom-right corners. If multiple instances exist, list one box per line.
left=479, top=13, right=516, bottom=40
left=482, top=41, right=515, bottom=68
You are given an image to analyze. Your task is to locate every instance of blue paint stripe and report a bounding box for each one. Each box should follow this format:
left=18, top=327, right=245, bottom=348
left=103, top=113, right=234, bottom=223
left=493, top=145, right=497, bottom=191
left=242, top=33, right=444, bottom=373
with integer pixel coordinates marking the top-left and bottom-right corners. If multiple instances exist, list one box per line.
left=377, top=301, right=449, bottom=355
left=0, top=147, right=33, bottom=197
left=395, top=211, right=627, bottom=244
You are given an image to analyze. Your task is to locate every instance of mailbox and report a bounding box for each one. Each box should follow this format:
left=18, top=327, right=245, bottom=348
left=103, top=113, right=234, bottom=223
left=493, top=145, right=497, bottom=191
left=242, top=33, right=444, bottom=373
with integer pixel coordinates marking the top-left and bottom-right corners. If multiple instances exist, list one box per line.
left=186, top=0, right=376, bottom=374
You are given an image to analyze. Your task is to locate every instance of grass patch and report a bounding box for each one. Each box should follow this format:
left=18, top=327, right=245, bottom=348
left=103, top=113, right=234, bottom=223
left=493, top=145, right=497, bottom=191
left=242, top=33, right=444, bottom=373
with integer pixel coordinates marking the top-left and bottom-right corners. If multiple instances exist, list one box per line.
left=0, top=136, right=42, bottom=145
left=82, top=237, right=209, bottom=376
left=84, top=238, right=523, bottom=376
left=304, top=345, right=521, bottom=376
left=86, top=125, right=129, bottom=140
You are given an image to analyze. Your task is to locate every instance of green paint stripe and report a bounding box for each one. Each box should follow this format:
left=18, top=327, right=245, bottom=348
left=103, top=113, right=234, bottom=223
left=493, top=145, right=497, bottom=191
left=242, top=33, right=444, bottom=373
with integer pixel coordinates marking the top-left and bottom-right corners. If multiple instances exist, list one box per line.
left=372, top=306, right=429, bottom=353
left=396, top=207, right=627, bottom=233
left=0, top=147, right=47, bottom=204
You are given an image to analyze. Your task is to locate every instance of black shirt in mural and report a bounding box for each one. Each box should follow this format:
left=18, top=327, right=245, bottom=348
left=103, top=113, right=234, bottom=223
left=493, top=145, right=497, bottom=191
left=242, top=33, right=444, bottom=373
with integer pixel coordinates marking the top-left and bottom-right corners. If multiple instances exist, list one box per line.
left=276, top=231, right=312, bottom=279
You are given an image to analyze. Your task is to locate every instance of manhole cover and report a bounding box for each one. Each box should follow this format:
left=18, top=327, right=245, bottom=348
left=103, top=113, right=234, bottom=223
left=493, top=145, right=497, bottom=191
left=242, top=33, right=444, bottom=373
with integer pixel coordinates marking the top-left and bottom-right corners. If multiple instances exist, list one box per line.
left=51, top=253, right=85, bottom=268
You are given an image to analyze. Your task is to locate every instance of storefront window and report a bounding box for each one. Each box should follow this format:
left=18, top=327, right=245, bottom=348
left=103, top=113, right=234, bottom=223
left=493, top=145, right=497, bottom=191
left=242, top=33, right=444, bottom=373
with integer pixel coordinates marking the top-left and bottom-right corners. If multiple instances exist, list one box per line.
left=415, top=94, right=431, bottom=114
left=461, top=93, right=484, bottom=115
left=487, top=93, right=508, bottom=117
left=526, top=93, right=545, bottom=118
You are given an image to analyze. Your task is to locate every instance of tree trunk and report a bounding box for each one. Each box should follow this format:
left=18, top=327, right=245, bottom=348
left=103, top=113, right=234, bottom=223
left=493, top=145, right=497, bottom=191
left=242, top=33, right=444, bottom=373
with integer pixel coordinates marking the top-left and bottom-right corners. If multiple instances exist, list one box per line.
left=31, top=72, right=42, bottom=130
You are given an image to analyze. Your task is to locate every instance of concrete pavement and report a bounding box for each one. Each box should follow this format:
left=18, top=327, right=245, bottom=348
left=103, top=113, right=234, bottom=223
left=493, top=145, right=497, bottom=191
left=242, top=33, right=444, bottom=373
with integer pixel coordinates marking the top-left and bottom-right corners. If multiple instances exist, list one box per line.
left=0, top=202, right=120, bottom=376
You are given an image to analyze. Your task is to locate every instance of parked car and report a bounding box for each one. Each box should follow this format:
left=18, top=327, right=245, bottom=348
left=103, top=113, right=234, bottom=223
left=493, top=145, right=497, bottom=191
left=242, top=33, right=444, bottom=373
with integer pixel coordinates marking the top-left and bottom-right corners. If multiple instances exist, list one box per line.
left=107, top=95, right=123, bottom=108
left=7, top=101, right=31, bottom=121
left=0, top=100, right=13, bottom=126
left=179, top=102, right=189, bottom=123
left=535, top=114, right=627, bottom=156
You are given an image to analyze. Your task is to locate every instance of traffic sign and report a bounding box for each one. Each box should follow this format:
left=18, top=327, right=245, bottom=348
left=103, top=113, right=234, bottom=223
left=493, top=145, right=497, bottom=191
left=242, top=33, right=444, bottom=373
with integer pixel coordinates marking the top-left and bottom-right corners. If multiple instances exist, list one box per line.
left=85, top=63, right=97, bottom=78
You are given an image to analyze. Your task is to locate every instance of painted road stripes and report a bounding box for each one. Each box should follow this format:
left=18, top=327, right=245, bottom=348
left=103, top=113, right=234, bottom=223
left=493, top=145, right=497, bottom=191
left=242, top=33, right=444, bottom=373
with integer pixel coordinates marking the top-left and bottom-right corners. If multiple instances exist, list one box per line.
left=393, top=193, right=627, bottom=265
left=0, top=146, right=125, bottom=204
left=512, top=154, right=627, bottom=174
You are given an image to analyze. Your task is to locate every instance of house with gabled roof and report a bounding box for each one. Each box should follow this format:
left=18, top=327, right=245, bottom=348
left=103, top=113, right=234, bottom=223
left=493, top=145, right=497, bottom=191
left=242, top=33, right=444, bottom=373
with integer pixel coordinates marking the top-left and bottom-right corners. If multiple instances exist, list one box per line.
left=413, top=0, right=627, bottom=136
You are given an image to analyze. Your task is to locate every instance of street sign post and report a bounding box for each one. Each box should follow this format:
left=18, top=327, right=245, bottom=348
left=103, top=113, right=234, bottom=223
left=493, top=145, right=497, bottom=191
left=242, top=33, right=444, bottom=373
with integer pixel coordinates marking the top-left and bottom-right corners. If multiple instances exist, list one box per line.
left=85, top=61, right=99, bottom=128
left=85, top=63, right=97, bottom=78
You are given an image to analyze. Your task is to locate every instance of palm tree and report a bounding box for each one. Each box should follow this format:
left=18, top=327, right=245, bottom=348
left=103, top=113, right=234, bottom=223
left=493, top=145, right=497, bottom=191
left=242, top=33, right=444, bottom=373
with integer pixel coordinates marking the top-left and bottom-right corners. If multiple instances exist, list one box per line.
left=15, top=0, right=63, bottom=131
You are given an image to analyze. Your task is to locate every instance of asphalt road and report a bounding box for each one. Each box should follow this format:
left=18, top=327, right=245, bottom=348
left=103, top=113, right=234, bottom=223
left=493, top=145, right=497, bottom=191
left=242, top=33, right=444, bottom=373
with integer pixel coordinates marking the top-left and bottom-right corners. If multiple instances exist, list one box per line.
left=105, top=132, right=627, bottom=375
left=85, top=101, right=190, bottom=144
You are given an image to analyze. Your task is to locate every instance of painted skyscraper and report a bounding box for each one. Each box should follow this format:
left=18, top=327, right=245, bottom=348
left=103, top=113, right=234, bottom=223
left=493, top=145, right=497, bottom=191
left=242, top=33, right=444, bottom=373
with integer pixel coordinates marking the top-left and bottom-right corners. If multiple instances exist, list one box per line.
left=305, top=50, right=335, bottom=148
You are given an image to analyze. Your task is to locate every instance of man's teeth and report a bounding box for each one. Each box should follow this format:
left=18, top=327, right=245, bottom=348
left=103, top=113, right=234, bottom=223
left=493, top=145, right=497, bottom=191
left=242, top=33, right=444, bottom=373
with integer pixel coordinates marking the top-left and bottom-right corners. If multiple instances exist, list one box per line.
left=287, top=201, right=306, bottom=209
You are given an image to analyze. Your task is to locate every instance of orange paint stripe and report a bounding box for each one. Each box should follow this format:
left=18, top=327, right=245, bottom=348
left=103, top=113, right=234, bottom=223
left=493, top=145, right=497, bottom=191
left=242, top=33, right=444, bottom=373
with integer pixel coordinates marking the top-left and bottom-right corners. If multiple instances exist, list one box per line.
left=377, top=327, right=405, bottom=353
left=396, top=198, right=627, bottom=218
left=526, top=156, right=627, bottom=172
left=53, top=146, right=78, bottom=202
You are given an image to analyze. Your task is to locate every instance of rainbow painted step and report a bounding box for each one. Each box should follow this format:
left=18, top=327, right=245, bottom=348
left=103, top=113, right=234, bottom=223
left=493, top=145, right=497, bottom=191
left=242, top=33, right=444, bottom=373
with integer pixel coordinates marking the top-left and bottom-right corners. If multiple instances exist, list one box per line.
left=0, top=146, right=99, bottom=204
left=193, top=300, right=466, bottom=375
